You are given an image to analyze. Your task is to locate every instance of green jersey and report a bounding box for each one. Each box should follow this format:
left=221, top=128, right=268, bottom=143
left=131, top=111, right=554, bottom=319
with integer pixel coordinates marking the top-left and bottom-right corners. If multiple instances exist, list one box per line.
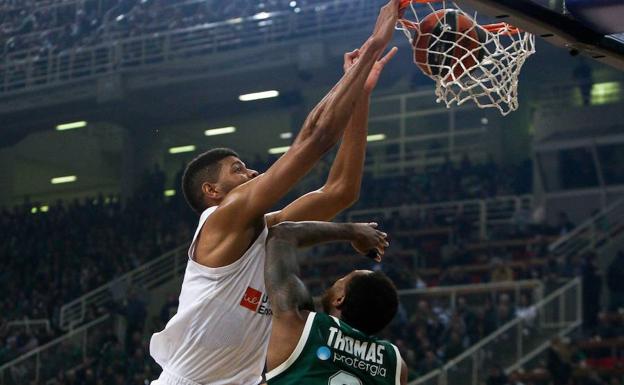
left=267, top=312, right=401, bottom=385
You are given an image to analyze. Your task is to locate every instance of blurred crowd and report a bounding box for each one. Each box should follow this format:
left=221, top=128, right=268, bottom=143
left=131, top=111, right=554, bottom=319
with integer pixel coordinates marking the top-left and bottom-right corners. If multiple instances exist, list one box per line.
left=487, top=328, right=624, bottom=385
left=0, top=165, right=194, bottom=365
left=0, top=154, right=620, bottom=384
left=0, top=0, right=342, bottom=58
left=357, top=155, right=533, bottom=208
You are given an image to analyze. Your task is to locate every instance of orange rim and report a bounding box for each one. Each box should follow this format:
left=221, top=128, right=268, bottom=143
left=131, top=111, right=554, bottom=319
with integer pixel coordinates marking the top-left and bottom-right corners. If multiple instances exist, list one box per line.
left=399, top=18, right=522, bottom=35
left=399, top=0, right=444, bottom=9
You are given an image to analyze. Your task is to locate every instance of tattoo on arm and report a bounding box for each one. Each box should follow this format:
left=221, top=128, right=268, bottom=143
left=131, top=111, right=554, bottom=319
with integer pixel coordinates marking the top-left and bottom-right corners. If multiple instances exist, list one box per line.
left=265, top=222, right=359, bottom=315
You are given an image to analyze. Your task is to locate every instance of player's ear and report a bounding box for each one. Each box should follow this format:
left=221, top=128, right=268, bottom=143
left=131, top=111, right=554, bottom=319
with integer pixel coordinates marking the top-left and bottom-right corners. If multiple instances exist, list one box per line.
left=202, top=182, right=219, bottom=200
left=334, top=295, right=345, bottom=308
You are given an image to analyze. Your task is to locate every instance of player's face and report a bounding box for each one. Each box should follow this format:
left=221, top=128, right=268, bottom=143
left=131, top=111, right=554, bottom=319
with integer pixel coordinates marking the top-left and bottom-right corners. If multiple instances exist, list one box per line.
left=321, top=270, right=372, bottom=313
left=217, top=156, right=259, bottom=194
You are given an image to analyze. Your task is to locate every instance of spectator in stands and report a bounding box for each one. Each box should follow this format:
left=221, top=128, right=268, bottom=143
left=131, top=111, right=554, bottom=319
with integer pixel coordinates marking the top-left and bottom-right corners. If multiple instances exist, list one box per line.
left=442, top=331, right=466, bottom=360
left=547, top=337, right=573, bottom=385
left=124, top=288, right=147, bottom=353
left=593, top=312, right=619, bottom=339
left=490, top=258, right=515, bottom=282
left=607, top=251, right=624, bottom=311
left=159, top=294, right=178, bottom=326
left=439, top=266, right=470, bottom=286
left=582, top=254, right=602, bottom=330
left=506, top=371, right=526, bottom=385
left=556, top=211, right=575, bottom=236
left=486, top=364, right=508, bottom=385
left=516, top=293, right=537, bottom=331
left=417, top=351, right=442, bottom=375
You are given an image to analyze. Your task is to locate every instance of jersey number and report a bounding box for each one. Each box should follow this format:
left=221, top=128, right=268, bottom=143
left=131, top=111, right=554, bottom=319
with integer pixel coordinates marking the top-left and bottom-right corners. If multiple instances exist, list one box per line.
left=328, top=371, right=362, bottom=385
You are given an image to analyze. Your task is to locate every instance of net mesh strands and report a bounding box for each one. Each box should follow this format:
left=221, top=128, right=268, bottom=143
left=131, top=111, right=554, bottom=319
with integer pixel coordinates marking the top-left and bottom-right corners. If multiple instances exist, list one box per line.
left=398, top=1, right=536, bottom=115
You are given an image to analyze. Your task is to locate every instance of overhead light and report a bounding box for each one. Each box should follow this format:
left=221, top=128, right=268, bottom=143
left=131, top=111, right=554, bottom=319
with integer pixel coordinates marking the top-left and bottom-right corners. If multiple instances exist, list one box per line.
left=239, top=90, right=279, bottom=102
left=40, top=205, right=49, bottom=212
left=280, top=132, right=292, bottom=139
left=164, top=189, right=176, bottom=197
left=169, top=145, right=196, bottom=154
left=268, top=146, right=290, bottom=155
left=56, top=121, right=87, bottom=131
left=31, top=207, right=38, bottom=214
left=226, top=17, right=243, bottom=24
left=591, top=82, right=621, bottom=105
left=252, top=12, right=271, bottom=20
left=367, top=134, right=386, bottom=142
left=205, top=126, right=236, bottom=136
left=51, top=175, right=77, bottom=184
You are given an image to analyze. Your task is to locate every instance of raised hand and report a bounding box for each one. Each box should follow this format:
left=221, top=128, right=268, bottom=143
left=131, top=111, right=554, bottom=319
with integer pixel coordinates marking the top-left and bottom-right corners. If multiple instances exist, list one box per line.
left=369, top=0, right=401, bottom=52
left=344, top=46, right=398, bottom=94
left=350, top=223, right=390, bottom=262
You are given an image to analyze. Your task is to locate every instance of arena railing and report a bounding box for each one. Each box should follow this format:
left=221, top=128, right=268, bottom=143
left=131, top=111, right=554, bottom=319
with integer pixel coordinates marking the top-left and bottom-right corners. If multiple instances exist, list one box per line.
left=397, top=280, right=544, bottom=321
left=59, top=245, right=188, bottom=330
left=56, top=193, right=532, bottom=331
left=0, top=315, right=112, bottom=385
left=364, top=90, right=489, bottom=174
left=548, top=197, right=624, bottom=261
left=0, top=0, right=384, bottom=95
left=536, top=80, right=624, bottom=112
left=408, top=278, right=582, bottom=385
left=5, top=319, right=51, bottom=335
left=348, top=195, right=533, bottom=240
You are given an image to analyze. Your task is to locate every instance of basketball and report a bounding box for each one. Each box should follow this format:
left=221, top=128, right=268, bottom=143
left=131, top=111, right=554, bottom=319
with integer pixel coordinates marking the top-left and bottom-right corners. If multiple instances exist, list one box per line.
left=413, top=9, right=487, bottom=79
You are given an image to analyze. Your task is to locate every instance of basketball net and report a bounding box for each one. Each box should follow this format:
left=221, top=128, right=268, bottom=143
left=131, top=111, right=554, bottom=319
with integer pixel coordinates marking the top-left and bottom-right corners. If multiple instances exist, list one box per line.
left=398, top=1, right=536, bottom=116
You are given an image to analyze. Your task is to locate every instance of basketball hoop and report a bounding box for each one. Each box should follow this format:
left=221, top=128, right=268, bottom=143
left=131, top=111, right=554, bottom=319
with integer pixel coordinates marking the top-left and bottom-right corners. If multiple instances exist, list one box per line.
left=397, top=0, right=536, bottom=116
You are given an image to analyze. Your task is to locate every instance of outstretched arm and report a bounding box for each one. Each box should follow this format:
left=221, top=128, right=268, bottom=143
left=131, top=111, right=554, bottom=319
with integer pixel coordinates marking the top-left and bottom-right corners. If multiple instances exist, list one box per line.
left=265, top=221, right=388, bottom=372
left=266, top=47, right=398, bottom=226
left=196, top=0, right=400, bottom=268
left=266, top=222, right=387, bottom=314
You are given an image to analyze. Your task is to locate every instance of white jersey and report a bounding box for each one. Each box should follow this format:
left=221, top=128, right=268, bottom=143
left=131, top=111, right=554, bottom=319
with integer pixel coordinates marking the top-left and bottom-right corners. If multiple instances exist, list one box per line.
left=150, top=206, right=272, bottom=385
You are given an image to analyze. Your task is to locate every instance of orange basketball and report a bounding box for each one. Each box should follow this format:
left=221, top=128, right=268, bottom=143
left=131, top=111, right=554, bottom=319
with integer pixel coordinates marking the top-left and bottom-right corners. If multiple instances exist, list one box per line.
left=413, top=9, right=487, bottom=80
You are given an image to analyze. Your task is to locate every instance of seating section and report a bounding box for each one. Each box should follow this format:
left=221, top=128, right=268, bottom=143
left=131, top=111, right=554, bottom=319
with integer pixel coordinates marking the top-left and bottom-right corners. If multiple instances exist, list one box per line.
left=0, top=154, right=609, bottom=385
left=0, top=0, right=367, bottom=58
left=503, top=316, right=624, bottom=385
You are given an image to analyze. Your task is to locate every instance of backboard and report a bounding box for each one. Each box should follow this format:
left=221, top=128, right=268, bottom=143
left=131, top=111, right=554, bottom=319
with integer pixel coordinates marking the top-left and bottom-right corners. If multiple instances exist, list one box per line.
left=455, top=0, right=624, bottom=71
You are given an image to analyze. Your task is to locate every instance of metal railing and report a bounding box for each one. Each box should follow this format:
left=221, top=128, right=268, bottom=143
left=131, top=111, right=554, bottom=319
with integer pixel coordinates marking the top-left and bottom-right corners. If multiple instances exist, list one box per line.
left=0, top=315, right=112, bottom=385
left=0, top=0, right=385, bottom=95
left=59, top=244, right=188, bottom=330
left=408, top=278, right=582, bottom=385
left=537, top=80, right=624, bottom=112
left=5, top=319, right=51, bottom=334
left=348, top=195, right=533, bottom=240
left=364, top=89, right=488, bottom=173
left=398, top=280, right=543, bottom=310
left=549, top=197, right=624, bottom=260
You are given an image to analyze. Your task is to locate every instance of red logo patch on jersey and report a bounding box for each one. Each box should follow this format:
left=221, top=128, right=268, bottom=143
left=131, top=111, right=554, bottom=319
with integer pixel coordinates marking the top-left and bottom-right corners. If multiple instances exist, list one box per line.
left=240, top=286, right=262, bottom=312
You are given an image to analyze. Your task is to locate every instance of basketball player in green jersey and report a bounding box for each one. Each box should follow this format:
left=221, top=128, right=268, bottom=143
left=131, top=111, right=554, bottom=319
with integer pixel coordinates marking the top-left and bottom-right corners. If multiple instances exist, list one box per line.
left=263, top=221, right=408, bottom=385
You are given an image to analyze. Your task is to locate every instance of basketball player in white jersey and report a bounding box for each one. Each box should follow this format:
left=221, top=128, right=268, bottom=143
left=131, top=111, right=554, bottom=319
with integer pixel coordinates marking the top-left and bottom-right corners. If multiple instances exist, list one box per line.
left=149, top=1, right=401, bottom=384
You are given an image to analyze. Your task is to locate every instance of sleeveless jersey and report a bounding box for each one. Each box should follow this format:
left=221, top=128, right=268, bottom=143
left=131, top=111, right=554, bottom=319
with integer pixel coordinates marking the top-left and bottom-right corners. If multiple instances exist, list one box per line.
left=149, top=206, right=272, bottom=385
left=267, top=312, right=401, bottom=385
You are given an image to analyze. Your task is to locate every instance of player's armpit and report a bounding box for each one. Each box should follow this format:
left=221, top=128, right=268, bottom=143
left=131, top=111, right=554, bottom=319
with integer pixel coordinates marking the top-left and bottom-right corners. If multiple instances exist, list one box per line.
left=266, top=311, right=308, bottom=372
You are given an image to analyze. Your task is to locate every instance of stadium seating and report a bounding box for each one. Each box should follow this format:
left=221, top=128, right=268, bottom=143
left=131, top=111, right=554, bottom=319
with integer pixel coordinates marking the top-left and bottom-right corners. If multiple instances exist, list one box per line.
left=0, top=156, right=587, bottom=383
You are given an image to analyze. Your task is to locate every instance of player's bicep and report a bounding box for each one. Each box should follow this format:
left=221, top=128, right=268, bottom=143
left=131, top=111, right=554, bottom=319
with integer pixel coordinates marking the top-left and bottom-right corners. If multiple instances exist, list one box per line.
left=271, top=189, right=348, bottom=224
left=243, top=139, right=330, bottom=219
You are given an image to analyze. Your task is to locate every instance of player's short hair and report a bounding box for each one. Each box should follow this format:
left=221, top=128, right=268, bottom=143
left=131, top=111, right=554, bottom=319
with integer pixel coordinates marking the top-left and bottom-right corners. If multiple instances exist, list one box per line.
left=181, top=148, right=239, bottom=214
left=341, top=271, right=398, bottom=335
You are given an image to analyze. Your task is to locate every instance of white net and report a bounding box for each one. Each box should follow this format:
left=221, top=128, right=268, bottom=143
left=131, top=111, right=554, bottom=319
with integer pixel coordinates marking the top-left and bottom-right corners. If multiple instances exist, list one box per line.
left=398, top=1, right=536, bottom=116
